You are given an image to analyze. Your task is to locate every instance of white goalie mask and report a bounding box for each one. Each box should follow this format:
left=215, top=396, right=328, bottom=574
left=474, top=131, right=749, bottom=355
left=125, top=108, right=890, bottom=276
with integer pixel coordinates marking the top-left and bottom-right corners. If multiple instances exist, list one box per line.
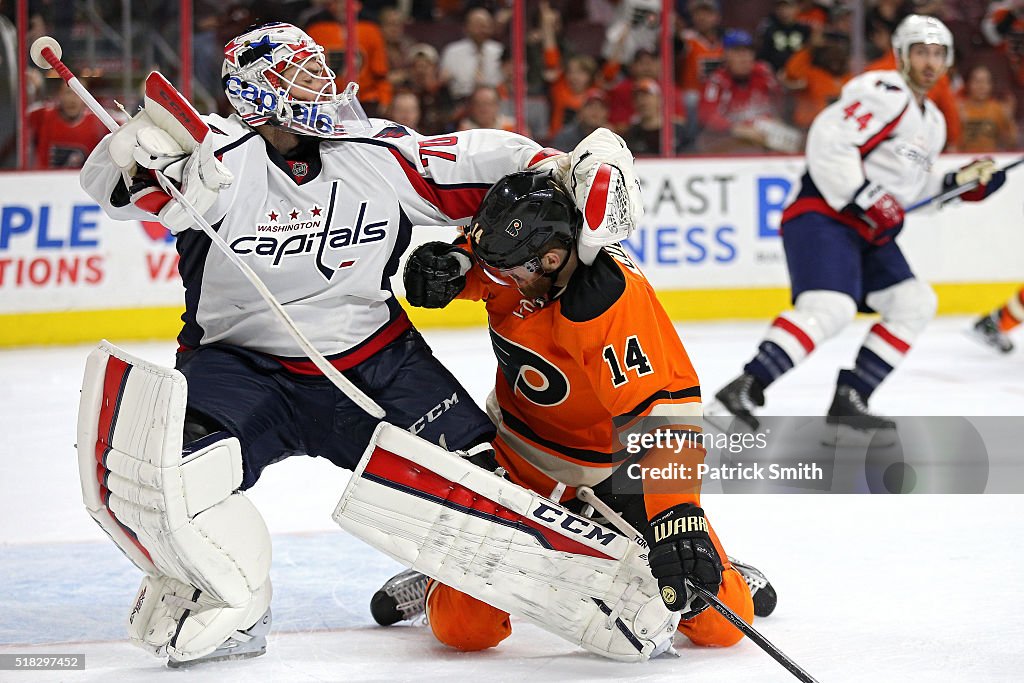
left=222, top=22, right=371, bottom=138
left=891, top=14, right=954, bottom=75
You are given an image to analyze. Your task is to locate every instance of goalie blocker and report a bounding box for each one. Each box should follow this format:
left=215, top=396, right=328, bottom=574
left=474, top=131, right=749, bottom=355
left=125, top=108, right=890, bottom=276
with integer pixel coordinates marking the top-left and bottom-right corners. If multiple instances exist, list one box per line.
left=332, top=423, right=680, bottom=662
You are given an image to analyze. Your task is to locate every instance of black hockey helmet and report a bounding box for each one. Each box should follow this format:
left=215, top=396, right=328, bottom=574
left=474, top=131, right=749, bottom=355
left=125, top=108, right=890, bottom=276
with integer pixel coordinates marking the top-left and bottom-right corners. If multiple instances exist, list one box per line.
left=468, top=171, right=581, bottom=282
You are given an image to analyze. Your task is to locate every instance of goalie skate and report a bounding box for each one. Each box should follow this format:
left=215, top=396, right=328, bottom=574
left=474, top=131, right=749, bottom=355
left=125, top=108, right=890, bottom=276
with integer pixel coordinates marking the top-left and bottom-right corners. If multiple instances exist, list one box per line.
left=167, top=607, right=272, bottom=668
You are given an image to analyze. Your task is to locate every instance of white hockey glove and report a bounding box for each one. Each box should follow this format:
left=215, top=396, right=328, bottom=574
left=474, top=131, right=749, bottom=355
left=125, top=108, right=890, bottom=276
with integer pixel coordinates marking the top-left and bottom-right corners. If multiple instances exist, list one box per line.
left=107, top=72, right=233, bottom=232
left=531, top=128, right=644, bottom=265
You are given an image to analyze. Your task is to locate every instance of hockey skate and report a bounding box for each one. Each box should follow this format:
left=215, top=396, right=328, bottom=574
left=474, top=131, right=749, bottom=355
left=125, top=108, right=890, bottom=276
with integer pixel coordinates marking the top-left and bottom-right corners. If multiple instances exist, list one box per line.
left=167, top=607, right=272, bottom=668
left=370, top=569, right=428, bottom=626
left=968, top=312, right=1014, bottom=354
left=729, top=557, right=777, bottom=618
left=824, top=385, right=896, bottom=447
left=707, top=373, right=765, bottom=430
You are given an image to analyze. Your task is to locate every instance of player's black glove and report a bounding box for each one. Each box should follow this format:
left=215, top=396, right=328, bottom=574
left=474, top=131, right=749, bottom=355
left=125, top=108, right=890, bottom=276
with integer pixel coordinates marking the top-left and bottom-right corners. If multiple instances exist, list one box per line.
left=403, top=241, right=472, bottom=309
left=645, top=503, right=723, bottom=618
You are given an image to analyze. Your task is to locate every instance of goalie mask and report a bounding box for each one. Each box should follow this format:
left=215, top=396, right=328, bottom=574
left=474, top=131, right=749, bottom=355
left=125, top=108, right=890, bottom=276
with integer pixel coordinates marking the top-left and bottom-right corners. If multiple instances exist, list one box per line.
left=222, top=22, right=371, bottom=138
left=468, top=171, right=580, bottom=288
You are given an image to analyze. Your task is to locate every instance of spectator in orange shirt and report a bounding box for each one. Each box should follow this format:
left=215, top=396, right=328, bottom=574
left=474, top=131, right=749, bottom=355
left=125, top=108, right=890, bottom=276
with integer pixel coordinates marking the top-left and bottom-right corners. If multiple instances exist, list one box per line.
left=305, top=0, right=393, bottom=116
left=781, top=31, right=852, bottom=129
left=543, top=53, right=598, bottom=138
left=866, top=45, right=961, bottom=150
left=679, top=0, right=724, bottom=95
left=27, top=82, right=108, bottom=169
left=981, top=1, right=1024, bottom=87
left=957, top=65, right=1019, bottom=153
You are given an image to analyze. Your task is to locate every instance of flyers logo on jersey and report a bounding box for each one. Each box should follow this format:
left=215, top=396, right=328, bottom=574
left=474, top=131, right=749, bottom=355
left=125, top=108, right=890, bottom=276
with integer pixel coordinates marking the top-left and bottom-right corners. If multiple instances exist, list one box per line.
left=506, top=219, right=523, bottom=237
left=489, top=329, right=569, bottom=406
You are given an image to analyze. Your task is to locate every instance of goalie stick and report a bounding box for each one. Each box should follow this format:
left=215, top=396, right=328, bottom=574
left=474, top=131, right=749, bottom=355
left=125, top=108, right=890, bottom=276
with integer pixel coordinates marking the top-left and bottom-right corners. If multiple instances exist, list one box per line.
left=30, top=36, right=385, bottom=419
left=576, top=486, right=821, bottom=683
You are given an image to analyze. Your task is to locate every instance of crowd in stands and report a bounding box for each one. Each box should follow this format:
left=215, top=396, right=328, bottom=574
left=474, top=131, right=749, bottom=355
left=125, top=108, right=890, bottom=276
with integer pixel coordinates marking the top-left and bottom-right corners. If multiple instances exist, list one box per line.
left=7, top=0, right=1024, bottom=169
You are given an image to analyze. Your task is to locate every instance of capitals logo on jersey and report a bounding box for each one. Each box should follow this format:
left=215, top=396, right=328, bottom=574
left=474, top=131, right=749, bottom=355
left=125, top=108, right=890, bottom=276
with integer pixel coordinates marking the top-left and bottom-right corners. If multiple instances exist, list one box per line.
left=230, top=184, right=388, bottom=280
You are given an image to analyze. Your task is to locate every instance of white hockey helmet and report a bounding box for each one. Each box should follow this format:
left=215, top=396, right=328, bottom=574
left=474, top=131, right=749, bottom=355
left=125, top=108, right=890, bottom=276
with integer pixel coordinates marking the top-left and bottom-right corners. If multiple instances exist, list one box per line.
left=891, top=14, right=954, bottom=71
left=222, top=22, right=371, bottom=138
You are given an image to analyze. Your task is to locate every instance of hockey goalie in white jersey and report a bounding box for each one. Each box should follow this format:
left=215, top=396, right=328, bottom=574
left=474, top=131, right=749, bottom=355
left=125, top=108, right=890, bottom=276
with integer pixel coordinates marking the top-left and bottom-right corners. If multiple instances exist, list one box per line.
left=76, top=22, right=644, bottom=667
left=711, top=15, right=1007, bottom=439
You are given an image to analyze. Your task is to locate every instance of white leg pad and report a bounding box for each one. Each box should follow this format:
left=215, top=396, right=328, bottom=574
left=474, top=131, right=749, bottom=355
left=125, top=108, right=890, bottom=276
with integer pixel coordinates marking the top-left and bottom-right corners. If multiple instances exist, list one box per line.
left=77, top=341, right=271, bottom=609
left=333, top=423, right=679, bottom=662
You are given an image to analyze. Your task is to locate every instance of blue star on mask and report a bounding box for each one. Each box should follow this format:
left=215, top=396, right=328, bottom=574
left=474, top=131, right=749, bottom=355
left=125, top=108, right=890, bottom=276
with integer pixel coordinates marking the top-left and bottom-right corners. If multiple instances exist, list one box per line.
left=246, top=34, right=280, bottom=64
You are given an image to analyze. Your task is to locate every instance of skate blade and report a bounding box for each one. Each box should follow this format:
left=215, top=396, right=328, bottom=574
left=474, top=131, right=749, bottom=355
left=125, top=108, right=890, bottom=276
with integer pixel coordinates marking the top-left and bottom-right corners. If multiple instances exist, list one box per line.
left=167, top=645, right=267, bottom=669
left=963, top=328, right=1013, bottom=354
left=821, top=421, right=897, bottom=448
left=703, top=400, right=760, bottom=432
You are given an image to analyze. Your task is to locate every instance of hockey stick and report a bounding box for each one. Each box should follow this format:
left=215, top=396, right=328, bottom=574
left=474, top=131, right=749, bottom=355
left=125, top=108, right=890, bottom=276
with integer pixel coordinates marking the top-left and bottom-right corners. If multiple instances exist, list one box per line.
left=906, top=157, right=1024, bottom=213
left=577, top=486, right=820, bottom=683
left=30, top=36, right=385, bottom=419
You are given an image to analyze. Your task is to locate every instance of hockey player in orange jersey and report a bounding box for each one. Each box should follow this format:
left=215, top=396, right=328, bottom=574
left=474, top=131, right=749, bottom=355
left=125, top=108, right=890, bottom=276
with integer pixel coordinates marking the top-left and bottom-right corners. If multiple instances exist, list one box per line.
left=369, top=171, right=775, bottom=656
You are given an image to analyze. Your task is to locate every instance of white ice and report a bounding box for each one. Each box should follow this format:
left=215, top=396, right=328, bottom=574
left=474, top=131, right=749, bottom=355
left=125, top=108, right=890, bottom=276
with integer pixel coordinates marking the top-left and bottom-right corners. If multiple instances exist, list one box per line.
left=2, top=317, right=1023, bottom=682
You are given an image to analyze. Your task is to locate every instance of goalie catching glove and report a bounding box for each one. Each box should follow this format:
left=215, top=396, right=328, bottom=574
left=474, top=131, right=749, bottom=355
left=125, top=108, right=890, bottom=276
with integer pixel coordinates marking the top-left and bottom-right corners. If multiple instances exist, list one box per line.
left=107, top=72, right=233, bottom=232
left=530, top=128, right=643, bottom=265
left=941, top=157, right=1007, bottom=203
left=645, top=503, right=723, bottom=618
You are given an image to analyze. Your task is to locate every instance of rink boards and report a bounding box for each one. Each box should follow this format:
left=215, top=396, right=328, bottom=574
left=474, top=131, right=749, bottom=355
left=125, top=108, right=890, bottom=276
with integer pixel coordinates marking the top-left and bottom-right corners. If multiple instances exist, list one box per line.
left=1, top=155, right=1022, bottom=346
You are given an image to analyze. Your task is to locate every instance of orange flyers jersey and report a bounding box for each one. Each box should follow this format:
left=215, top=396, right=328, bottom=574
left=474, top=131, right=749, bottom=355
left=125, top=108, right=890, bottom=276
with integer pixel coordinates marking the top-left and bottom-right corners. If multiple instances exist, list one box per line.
left=457, top=243, right=703, bottom=513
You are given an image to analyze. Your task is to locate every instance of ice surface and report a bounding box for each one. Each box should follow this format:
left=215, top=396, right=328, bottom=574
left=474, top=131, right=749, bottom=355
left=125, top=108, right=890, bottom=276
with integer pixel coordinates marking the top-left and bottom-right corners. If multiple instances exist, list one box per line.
left=2, top=318, right=1023, bottom=681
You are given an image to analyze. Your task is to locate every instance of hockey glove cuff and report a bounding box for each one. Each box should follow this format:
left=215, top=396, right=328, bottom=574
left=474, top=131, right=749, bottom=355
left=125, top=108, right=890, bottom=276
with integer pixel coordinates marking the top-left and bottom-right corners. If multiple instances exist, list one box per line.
left=645, top=503, right=723, bottom=618
left=848, top=181, right=904, bottom=232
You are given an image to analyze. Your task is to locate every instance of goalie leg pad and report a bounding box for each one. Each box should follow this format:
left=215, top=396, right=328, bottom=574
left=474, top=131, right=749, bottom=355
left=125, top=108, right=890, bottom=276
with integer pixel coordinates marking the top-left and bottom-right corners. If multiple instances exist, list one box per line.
left=333, top=423, right=679, bottom=662
left=78, top=341, right=271, bottom=608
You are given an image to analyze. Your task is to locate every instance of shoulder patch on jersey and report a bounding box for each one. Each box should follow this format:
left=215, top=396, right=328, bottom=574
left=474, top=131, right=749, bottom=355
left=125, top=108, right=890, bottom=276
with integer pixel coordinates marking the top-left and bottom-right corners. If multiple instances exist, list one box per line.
left=374, top=124, right=410, bottom=139
left=873, top=79, right=902, bottom=92
left=559, top=250, right=626, bottom=323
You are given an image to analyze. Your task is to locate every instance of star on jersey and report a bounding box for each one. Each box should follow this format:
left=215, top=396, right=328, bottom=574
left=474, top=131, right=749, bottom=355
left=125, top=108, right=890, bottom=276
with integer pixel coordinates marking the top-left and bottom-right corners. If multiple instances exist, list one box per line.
left=268, top=211, right=279, bottom=222
left=289, top=209, right=300, bottom=220
left=311, top=206, right=322, bottom=217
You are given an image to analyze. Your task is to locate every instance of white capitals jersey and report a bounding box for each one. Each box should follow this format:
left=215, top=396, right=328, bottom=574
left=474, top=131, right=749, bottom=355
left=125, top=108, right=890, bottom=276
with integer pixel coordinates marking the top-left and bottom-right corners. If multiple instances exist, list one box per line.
left=782, top=70, right=946, bottom=239
left=82, top=115, right=544, bottom=371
